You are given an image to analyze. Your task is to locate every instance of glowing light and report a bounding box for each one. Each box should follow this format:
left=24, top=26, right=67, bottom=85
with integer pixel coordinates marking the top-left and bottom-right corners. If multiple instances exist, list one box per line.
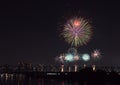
left=65, top=54, right=73, bottom=62
left=82, top=54, right=90, bottom=61
left=61, top=65, right=64, bottom=72
left=73, top=19, right=81, bottom=27
left=92, top=65, right=96, bottom=71
left=74, top=65, right=78, bottom=72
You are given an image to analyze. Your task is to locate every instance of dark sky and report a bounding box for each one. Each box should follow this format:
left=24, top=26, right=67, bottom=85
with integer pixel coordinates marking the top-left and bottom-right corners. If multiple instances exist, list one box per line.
left=0, top=0, right=120, bottom=66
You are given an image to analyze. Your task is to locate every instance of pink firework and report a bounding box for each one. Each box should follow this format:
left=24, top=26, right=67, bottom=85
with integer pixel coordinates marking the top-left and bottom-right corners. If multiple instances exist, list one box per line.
left=73, top=55, right=79, bottom=61
left=91, top=50, right=101, bottom=59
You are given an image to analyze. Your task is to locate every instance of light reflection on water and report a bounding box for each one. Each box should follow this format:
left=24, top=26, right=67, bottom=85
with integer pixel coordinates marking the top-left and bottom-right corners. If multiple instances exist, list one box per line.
left=0, top=73, right=119, bottom=85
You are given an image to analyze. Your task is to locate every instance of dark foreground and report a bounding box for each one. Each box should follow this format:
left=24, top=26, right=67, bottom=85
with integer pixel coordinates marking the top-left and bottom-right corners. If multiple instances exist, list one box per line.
left=0, top=74, right=120, bottom=85
left=1, top=68, right=120, bottom=84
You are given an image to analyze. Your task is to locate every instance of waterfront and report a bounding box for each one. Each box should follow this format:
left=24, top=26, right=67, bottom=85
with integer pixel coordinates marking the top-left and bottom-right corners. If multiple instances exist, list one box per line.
left=0, top=64, right=120, bottom=85
left=0, top=73, right=120, bottom=85
left=0, top=76, right=119, bottom=85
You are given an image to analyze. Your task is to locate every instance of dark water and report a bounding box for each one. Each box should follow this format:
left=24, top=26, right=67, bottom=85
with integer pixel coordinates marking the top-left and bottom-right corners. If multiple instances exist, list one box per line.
left=0, top=74, right=119, bottom=85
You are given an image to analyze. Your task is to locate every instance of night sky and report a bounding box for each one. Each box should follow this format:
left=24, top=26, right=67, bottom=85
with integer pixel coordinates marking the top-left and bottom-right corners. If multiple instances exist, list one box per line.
left=0, top=0, right=120, bottom=66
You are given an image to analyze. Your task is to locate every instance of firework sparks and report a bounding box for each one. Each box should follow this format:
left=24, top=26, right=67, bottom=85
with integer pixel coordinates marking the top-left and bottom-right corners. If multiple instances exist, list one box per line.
left=91, top=50, right=101, bottom=59
left=61, top=17, right=92, bottom=47
left=55, top=54, right=65, bottom=63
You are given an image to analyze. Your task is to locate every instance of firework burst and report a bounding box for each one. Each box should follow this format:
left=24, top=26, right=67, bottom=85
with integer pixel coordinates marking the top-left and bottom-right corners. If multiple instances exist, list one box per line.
left=61, top=17, right=92, bottom=47
left=91, top=49, right=101, bottom=59
left=55, top=54, right=65, bottom=64
left=73, top=55, right=79, bottom=61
